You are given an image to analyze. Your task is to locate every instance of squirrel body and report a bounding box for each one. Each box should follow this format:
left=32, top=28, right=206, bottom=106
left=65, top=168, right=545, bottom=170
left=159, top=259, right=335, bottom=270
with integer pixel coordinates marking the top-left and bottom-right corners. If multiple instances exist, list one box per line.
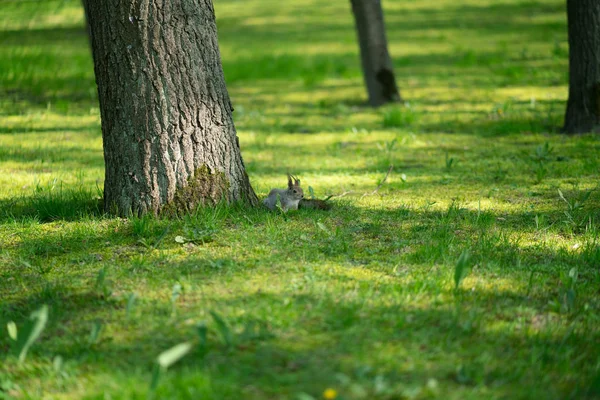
left=263, top=174, right=304, bottom=211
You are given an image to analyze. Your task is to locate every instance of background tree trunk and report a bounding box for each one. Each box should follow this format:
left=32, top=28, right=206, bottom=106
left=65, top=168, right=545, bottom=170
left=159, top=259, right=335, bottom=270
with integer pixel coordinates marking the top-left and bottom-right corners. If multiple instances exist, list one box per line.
left=563, top=0, right=600, bottom=134
left=350, top=0, right=401, bottom=107
left=83, top=0, right=258, bottom=216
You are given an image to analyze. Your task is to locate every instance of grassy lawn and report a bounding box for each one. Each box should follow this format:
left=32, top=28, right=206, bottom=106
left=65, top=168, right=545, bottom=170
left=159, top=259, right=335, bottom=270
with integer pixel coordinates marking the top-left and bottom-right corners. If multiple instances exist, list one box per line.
left=1, top=0, right=600, bottom=398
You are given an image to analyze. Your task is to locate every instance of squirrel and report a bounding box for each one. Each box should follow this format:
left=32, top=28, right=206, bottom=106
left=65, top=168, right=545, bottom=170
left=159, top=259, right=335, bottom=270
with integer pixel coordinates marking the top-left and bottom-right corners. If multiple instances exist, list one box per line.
left=263, top=174, right=332, bottom=211
left=263, top=174, right=304, bottom=211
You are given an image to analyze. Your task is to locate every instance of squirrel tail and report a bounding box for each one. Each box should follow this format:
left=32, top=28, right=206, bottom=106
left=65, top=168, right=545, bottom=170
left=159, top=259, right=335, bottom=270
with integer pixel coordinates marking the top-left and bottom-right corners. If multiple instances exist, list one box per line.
left=298, top=199, right=331, bottom=210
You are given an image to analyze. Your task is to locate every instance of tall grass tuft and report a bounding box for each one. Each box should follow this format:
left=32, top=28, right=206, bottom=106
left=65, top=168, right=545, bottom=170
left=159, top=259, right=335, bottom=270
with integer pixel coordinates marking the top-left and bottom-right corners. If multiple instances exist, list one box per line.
left=382, top=104, right=418, bottom=128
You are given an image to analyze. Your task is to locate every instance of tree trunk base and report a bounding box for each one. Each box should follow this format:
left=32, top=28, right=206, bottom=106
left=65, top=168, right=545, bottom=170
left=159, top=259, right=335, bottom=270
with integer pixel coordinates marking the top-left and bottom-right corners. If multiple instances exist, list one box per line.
left=350, top=0, right=401, bottom=107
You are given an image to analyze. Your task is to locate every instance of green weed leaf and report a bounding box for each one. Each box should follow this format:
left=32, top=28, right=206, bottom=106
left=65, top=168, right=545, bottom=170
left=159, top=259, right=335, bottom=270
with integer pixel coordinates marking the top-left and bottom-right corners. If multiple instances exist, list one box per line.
left=454, top=250, right=471, bottom=289
left=88, top=321, right=103, bottom=345
left=18, top=304, right=49, bottom=363
left=150, top=364, right=161, bottom=392
left=7, top=321, right=17, bottom=341
left=171, top=283, right=182, bottom=303
left=156, top=341, right=193, bottom=369
left=210, top=310, right=233, bottom=348
left=196, top=321, right=208, bottom=350
left=52, top=355, right=63, bottom=372
left=558, top=189, right=569, bottom=206
left=317, top=222, right=331, bottom=235
left=95, top=267, right=106, bottom=289
left=126, top=293, right=136, bottom=318
left=568, top=267, right=578, bottom=284
left=171, top=283, right=183, bottom=316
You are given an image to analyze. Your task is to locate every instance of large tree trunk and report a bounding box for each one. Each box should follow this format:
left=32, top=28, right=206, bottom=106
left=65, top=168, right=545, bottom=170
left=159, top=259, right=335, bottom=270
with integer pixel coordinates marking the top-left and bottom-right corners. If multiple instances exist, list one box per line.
left=350, top=0, right=401, bottom=107
left=563, top=0, right=600, bottom=134
left=83, top=0, right=258, bottom=216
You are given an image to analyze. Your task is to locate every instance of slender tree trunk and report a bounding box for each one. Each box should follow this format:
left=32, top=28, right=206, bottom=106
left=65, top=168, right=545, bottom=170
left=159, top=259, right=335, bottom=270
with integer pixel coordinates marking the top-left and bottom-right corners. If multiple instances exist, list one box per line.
left=563, top=0, right=600, bottom=134
left=83, top=0, right=258, bottom=216
left=350, top=0, right=401, bottom=107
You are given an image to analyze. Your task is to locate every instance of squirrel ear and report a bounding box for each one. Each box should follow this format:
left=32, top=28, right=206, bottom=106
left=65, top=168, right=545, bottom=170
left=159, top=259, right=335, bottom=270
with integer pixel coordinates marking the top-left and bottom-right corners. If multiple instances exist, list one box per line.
left=290, top=174, right=300, bottom=186
left=287, top=174, right=293, bottom=187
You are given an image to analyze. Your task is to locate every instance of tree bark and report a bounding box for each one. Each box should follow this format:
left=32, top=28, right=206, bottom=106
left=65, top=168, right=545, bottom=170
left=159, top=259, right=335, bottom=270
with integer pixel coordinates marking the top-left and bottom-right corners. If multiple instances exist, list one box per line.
left=350, top=0, right=401, bottom=107
left=563, top=0, right=600, bottom=134
left=83, top=0, right=258, bottom=216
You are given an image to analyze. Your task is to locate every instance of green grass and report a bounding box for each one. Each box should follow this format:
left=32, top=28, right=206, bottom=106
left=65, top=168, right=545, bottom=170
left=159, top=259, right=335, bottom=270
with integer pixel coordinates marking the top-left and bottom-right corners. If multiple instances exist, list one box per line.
left=1, top=0, right=600, bottom=399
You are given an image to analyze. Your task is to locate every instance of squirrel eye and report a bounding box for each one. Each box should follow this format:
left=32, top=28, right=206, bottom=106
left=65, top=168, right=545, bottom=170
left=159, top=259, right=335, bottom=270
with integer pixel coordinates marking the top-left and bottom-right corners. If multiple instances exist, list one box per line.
left=293, top=189, right=297, bottom=193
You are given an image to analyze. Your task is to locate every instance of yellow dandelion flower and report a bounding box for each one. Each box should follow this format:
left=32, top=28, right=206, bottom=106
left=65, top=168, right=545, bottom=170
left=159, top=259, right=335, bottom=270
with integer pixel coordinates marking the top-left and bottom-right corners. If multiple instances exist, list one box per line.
left=323, top=388, right=337, bottom=400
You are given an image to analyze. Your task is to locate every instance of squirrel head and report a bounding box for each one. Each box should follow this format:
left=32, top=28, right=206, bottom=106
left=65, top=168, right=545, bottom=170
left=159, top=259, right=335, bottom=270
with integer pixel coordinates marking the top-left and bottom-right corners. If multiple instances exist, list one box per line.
left=287, top=174, right=304, bottom=201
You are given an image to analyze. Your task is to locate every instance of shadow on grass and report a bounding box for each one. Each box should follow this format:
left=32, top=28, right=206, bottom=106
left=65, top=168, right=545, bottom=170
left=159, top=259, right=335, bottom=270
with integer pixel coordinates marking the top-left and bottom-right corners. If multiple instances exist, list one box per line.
left=0, top=25, right=88, bottom=47
left=1, top=279, right=597, bottom=398
left=1, top=0, right=568, bottom=115
left=0, top=24, right=95, bottom=112
left=3, top=196, right=599, bottom=285
left=1, top=188, right=598, bottom=395
left=216, top=1, right=567, bottom=84
left=0, top=143, right=102, bottom=167
left=216, top=1, right=566, bottom=47
left=0, top=186, right=103, bottom=223
left=418, top=99, right=565, bottom=136
left=0, top=124, right=100, bottom=135
left=232, top=91, right=565, bottom=136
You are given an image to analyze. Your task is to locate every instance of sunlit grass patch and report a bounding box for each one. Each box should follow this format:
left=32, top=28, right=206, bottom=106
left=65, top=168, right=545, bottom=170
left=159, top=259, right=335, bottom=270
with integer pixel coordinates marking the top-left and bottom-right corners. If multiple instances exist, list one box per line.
left=382, top=104, right=419, bottom=128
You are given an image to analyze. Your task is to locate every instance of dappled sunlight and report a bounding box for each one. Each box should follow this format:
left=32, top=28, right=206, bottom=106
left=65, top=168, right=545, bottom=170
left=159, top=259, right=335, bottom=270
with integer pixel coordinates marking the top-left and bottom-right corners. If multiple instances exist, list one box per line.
left=1, top=0, right=599, bottom=398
